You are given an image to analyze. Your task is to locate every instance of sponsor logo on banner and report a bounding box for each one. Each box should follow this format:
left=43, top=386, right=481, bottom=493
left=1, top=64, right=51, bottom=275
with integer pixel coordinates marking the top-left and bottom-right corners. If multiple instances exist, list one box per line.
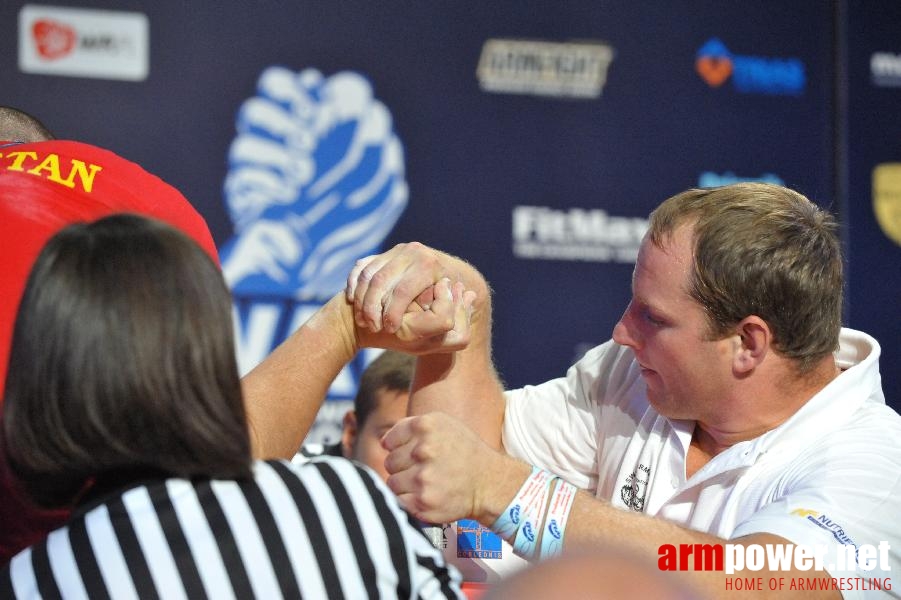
left=696, top=38, right=805, bottom=96
left=477, top=39, right=614, bottom=99
left=457, top=519, right=503, bottom=559
left=873, top=163, right=901, bottom=246
left=220, top=67, right=409, bottom=442
left=698, top=171, right=785, bottom=188
left=871, top=52, right=901, bottom=87
left=18, top=4, right=148, bottom=81
left=512, top=205, right=647, bottom=263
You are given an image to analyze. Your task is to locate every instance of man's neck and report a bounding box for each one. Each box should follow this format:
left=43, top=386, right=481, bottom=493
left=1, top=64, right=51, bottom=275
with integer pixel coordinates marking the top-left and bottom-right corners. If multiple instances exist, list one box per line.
left=687, top=357, right=841, bottom=478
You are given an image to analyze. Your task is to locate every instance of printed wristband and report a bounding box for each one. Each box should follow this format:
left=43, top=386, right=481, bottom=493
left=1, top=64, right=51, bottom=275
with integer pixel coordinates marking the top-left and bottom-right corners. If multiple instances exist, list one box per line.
left=491, top=466, right=553, bottom=542
left=539, top=479, right=577, bottom=559
left=512, top=471, right=556, bottom=559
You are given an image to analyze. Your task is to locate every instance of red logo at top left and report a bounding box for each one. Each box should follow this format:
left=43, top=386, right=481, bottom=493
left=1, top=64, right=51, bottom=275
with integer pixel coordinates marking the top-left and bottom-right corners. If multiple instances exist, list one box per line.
left=32, top=19, right=77, bottom=60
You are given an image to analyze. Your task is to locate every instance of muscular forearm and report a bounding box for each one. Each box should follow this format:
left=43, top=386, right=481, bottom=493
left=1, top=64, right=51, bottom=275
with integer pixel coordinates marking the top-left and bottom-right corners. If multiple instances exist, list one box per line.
left=242, top=292, right=357, bottom=459
left=475, top=468, right=841, bottom=599
left=561, top=496, right=840, bottom=598
left=407, top=252, right=506, bottom=451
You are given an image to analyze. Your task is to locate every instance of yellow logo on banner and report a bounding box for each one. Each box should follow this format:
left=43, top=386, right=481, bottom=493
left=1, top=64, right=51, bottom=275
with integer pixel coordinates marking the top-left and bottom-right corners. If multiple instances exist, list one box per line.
left=791, top=509, right=819, bottom=518
left=873, top=163, right=901, bottom=246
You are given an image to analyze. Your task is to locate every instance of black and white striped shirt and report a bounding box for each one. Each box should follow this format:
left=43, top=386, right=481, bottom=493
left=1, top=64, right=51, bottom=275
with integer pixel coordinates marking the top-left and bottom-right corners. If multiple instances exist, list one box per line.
left=1, top=458, right=463, bottom=599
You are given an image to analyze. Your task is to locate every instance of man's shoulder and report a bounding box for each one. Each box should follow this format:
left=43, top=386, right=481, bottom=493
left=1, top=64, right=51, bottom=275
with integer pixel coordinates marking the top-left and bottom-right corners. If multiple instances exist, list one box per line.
left=825, top=399, right=901, bottom=446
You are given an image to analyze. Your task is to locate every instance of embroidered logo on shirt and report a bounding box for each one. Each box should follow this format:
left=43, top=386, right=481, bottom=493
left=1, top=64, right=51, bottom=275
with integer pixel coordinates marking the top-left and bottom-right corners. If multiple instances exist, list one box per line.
left=621, top=463, right=651, bottom=511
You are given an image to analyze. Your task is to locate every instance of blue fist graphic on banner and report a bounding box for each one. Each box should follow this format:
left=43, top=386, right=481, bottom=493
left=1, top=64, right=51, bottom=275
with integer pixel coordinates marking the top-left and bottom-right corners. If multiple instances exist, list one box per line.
left=220, top=67, right=408, bottom=441
left=221, top=66, right=408, bottom=297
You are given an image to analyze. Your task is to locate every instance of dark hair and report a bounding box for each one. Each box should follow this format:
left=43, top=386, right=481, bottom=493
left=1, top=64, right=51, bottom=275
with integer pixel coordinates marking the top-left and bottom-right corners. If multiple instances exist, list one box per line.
left=647, top=182, right=843, bottom=373
left=354, top=351, right=415, bottom=427
left=0, top=106, right=54, bottom=142
left=1, top=214, right=251, bottom=508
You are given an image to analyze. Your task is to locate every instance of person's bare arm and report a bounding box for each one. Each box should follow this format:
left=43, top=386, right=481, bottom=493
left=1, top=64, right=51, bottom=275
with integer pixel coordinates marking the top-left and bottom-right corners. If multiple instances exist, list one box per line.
left=244, top=274, right=476, bottom=460
left=242, top=293, right=357, bottom=459
left=383, top=412, right=841, bottom=600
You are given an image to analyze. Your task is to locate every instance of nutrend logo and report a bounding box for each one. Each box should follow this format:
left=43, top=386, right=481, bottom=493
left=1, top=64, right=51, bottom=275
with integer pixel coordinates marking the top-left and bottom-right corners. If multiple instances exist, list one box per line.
left=695, top=38, right=805, bottom=96
left=658, top=542, right=892, bottom=593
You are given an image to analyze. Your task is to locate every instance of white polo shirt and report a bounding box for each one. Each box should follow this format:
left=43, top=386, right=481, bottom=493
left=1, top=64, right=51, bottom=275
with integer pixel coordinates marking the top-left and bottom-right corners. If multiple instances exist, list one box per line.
left=503, top=328, right=900, bottom=597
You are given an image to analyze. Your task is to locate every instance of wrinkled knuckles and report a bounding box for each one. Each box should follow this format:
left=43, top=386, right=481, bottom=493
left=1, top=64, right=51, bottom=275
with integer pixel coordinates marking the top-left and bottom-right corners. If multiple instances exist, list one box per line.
left=411, top=469, right=429, bottom=490
left=358, top=264, right=378, bottom=283
left=413, top=413, right=440, bottom=432
left=418, top=491, right=442, bottom=514
left=367, top=268, right=394, bottom=290
left=386, top=473, right=402, bottom=494
left=383, top=454, right=398, bottom=475
left=410, top=441, right=435, bottom=463
left=406, top=242, right=440, bottom=268
left=393, top=280, right=424, bottom=306
left=362, top=307, right=382, bottom=328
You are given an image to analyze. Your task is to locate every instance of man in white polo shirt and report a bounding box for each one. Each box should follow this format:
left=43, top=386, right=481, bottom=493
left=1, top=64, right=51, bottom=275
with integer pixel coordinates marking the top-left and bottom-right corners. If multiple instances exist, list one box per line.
left=346, top=183, right=901, bottom=598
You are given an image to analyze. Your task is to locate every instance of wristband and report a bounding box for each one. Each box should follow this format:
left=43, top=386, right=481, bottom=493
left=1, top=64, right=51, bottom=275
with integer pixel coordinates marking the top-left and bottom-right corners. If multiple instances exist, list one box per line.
left=490, top=465, right=553, bottom=542
left=539, top=479, right=577, bottom=559
left=512, top=471, right=555, bottom=559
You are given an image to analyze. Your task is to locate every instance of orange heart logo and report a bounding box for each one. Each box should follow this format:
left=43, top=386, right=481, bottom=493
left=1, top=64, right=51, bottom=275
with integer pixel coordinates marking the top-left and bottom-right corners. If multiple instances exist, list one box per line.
left=32, top=19, right=77, bottom=61
left=696, top=57, right=732, bottom=87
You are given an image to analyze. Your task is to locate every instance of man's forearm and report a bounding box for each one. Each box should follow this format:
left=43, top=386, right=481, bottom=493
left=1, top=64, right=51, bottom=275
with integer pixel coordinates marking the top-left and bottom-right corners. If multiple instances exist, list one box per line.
left=242, top=293, right=358, bottom=459
left=564, top=495, right=840, bottom=598
left=408, top=252, right=506, bottom=451
left=479, top=474, right=840, bottom=599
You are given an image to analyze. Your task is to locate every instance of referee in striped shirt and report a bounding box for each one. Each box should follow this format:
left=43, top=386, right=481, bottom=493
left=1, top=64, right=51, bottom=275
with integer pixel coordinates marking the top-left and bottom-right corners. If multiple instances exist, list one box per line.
left=0, top=215, right=463, bottom=599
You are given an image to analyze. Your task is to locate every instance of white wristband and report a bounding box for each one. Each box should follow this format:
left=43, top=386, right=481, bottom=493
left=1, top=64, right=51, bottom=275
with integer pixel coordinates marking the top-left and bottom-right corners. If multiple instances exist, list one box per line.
left=490, top=465, right=554, bottom=544
left=539, top=478, right=577, bottom=559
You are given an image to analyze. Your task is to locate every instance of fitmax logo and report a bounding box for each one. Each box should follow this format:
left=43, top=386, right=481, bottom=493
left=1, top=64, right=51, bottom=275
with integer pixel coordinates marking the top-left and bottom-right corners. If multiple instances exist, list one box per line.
left=695, top=38, right=805, bottom=96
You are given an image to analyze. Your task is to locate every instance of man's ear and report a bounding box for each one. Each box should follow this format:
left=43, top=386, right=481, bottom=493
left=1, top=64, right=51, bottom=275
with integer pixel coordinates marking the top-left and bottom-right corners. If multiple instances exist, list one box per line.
left=732, top=316, right=771, bottom=375
left=341, top=410, right=358, bottom=459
